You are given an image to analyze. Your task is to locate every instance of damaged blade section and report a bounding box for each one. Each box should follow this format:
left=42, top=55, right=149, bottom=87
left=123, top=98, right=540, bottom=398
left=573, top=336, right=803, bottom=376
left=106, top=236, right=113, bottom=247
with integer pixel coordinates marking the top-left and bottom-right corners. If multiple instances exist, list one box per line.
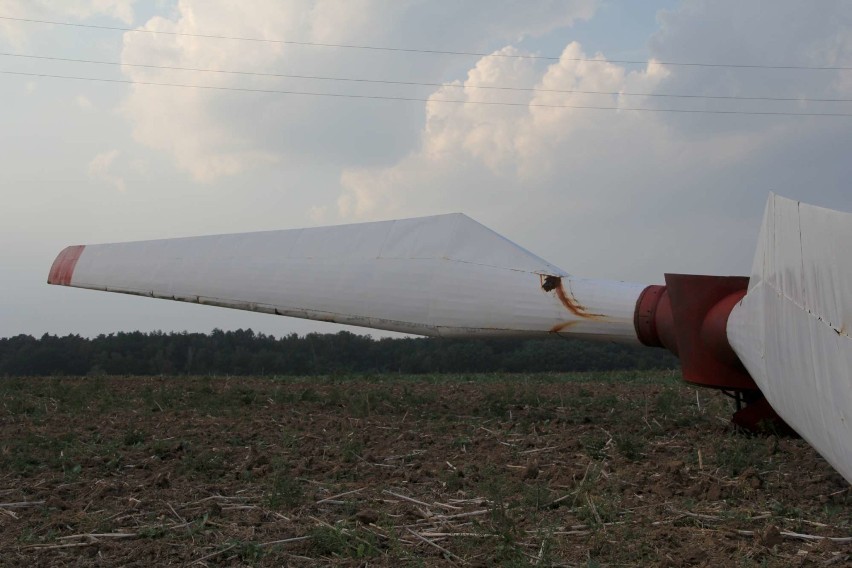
left=48, top=214, right=646, bottom=342
left=540, top=275, right=606, bottom=320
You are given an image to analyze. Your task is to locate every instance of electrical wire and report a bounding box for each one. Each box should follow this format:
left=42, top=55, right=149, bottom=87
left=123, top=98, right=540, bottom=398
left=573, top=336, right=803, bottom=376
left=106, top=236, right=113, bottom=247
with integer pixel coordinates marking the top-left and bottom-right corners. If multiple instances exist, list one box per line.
left=2, top=15, right=851, bottom=71
left=3, top=52, right=850, bottom=103
left=4, top=69, right=852, bottom=117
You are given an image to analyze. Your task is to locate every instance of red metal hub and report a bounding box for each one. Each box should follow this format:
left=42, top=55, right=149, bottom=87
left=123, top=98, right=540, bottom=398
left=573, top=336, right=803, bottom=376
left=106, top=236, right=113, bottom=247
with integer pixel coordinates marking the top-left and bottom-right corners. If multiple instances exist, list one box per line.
left=633, top=274, right=792, bottom=433
left=635, top=274, right=755, bottom=390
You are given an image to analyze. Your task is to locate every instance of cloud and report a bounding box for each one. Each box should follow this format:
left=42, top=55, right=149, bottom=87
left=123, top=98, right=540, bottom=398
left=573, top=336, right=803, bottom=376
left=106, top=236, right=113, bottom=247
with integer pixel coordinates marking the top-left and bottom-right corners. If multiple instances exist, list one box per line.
left=117, top=0, right=598, bottom=181
left=75, top=95, right=94, bottom=111
left=307, top=205, right=329, bottom=224
left=330, top=0, right=852, bottom=282
left=15, top=0, right=847, bottom=285
left=88, top=149, right=127, bottom=192
left=0, top=0, right=137, bottom=48
left=64, top=0, right=135, bottom=23
left=335, top=41, right=672, bottom=219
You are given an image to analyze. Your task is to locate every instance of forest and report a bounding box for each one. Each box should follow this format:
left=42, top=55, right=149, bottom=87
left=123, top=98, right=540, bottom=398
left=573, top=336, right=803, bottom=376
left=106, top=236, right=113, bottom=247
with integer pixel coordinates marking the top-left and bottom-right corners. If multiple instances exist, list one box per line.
left=0, top=329, right=677, bottom=376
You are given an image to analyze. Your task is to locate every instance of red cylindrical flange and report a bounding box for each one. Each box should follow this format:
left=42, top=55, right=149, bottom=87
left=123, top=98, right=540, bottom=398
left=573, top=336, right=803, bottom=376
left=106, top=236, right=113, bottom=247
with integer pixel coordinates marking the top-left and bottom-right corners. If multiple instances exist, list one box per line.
left=633, top=275, right=756, bottom=391
left=634, top=285, right=678, bottom=356
left=634, top=276, right=794, bottom=433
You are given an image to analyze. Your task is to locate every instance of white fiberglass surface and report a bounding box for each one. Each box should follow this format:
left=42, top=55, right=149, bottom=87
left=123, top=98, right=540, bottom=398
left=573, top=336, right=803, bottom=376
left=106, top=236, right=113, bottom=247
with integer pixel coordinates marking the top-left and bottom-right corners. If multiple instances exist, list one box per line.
left=728, top=194, right=852, bottom=484
left=58, top=213, right=645, bottom=342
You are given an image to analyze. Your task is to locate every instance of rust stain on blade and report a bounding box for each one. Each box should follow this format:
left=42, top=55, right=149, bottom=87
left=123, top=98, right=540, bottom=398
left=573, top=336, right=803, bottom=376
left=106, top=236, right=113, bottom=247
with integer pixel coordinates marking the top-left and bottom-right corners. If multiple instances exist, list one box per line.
left=550, top=320, right=581, bottom=333
left=540, top=274, right=607, bottom=321
left=47, top=245, right=85, bottom=286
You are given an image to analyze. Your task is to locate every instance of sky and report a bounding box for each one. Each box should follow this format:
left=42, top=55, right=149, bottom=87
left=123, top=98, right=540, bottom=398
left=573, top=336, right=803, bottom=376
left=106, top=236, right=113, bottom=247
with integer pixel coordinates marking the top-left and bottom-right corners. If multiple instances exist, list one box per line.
left=1, top=0, right=851, bottom=339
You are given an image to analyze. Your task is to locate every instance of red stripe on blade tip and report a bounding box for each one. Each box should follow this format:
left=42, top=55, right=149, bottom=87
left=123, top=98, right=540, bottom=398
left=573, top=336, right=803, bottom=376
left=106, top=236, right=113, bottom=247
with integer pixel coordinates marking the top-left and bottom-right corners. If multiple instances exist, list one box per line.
left=47, top=245, right=85, bottom=286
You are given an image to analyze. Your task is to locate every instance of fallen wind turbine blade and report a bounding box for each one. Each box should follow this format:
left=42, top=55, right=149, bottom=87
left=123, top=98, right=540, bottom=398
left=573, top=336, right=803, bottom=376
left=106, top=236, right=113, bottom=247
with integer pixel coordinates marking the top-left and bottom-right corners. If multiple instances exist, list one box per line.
left=728, top=194, right=852, bottom=483
left=48, top=195, right=852, bottom=484
left=47, top=213, right=646, bottom=342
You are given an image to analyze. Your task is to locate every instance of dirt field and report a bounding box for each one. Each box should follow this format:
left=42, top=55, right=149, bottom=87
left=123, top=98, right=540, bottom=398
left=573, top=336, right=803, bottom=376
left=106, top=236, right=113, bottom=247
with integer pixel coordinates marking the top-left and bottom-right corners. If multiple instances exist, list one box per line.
left=0, top=372, right=849, bottom=567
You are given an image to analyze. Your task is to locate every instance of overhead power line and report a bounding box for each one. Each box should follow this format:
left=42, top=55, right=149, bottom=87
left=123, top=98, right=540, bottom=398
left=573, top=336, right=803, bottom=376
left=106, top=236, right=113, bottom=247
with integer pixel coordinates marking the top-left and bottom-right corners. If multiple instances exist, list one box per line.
left=3, top=52, right=850, bottom=103
left=4, top=70, right=852, bottom=117
left=2, top=15, right=851, bottom=71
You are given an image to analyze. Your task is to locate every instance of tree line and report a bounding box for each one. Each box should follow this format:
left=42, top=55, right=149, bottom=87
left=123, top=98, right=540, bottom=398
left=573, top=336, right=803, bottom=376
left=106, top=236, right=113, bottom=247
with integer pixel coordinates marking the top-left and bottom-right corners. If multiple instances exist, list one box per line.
left=0, top=330, right=678, bottom=377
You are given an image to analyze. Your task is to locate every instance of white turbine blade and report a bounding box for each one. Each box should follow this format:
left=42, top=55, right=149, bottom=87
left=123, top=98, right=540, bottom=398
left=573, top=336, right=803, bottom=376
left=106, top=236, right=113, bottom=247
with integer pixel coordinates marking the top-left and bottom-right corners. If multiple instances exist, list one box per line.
left=49, top=213, right=645, bottom=342
left=728, top=194, right=852, bottom=483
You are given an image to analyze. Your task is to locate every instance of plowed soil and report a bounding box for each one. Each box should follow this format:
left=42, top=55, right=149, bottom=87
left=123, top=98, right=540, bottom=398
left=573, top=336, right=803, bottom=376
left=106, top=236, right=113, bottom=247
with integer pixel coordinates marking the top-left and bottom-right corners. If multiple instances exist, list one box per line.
left=0, top=372, right=849, bottom=567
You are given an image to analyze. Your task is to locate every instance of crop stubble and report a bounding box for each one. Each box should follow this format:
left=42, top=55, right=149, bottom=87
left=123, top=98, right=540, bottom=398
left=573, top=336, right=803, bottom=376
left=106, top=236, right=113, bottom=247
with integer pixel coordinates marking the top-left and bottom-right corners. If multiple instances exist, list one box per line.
left=0, top=372, right=849, bottom=567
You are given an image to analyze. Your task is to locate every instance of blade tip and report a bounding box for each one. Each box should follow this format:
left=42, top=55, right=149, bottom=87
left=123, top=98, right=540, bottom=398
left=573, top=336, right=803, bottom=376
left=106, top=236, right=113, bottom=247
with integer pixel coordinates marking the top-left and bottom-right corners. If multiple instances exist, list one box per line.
left=47, top=245, right=85, bottom=286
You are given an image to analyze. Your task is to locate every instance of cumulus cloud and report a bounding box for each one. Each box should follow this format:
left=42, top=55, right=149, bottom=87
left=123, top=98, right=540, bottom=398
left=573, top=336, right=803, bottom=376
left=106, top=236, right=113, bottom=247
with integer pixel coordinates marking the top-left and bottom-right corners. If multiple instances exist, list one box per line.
left=88, top=149, right=127, bottom=192
left=16, top=0, right=847, bottom=284
left=331, top=0, right=852, bottom=282
left=117, top=0, right=597, bottom=181
left=336, top=41, right=672, bottom=219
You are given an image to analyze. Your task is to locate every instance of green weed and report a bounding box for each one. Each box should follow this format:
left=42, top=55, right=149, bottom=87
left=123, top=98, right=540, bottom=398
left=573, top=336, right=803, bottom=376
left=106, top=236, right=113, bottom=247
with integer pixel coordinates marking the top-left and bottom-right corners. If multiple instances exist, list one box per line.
left=265, top=460, right=304, bottom=509
left=230, top=541, right=264, bottom=565
left=580, top=432, right=609, bottom=461
left=713, top=432, right=767, bottom=476
left=310, top=524, right=380, bottom=559
left=123, top=428, right=146, bottom=447
left=614, top=433, right=645, bottom=461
